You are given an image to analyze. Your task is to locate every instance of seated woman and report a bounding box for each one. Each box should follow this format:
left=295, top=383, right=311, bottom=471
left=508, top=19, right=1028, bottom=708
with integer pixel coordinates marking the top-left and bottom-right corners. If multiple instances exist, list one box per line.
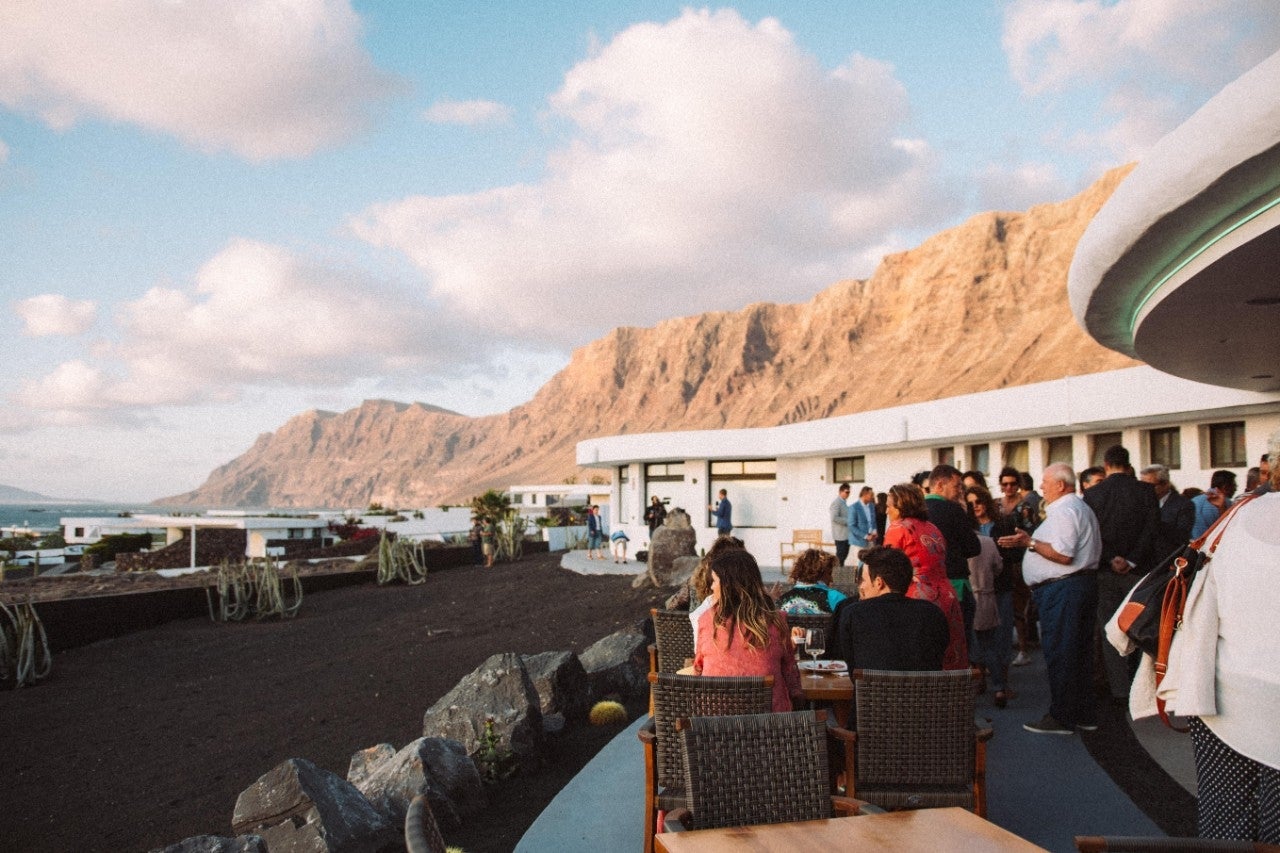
left=694, top=548, right=803, bottom=712
left=776, top=548, right=848, bottom=614
left=687, top=535, right=744, bottom=647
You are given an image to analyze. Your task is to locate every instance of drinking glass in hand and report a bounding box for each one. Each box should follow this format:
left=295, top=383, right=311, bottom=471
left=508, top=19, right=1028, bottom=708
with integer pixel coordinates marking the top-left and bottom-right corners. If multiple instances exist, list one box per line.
left=804, top=628, right=826, bottom=679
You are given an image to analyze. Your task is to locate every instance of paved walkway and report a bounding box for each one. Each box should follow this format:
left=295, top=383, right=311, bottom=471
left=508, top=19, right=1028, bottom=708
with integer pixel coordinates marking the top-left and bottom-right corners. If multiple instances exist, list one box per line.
left=519, top=552, right=1191, bottom=852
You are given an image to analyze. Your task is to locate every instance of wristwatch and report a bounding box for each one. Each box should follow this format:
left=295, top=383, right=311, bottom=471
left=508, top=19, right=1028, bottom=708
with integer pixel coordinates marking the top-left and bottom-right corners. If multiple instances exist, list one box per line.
left=1028, top=538, right=1038, bottom=552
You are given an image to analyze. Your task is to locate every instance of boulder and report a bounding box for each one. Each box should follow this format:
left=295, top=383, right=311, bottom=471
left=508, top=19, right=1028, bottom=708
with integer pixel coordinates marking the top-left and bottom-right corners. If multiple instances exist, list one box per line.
left=231, top=758, right=398, bottom=853
left=349, top=737, right=484, bottom=829
left=421, top=652, right=544, bottom=772
left=150, top=836, right=266, bottom=853
left=346, top=744, right=395, bottom=789
left=647, top=509, right=697, bottom=587
left=579, top=630, right=650, bottom=703
left=521, top=650, right=590, bottom=722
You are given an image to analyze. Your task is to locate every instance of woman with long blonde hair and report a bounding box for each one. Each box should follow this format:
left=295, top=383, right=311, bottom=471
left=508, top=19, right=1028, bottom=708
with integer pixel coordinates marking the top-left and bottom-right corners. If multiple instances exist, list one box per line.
left=694, top=548, right=802, bottom=711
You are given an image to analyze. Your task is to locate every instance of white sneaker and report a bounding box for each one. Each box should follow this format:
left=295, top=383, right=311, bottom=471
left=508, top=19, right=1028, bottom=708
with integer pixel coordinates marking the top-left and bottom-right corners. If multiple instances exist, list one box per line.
left=1012, top=651, right=1033, bottom=666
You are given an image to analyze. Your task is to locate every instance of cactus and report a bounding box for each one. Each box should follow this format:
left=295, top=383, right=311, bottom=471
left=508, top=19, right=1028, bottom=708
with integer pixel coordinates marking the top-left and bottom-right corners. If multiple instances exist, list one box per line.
left=475, top=717, right=517, bottom=783
left=588, top=700, right=628, bottom=726
left=494, top=510, right=526, bottom=563
left=206, top=557, right=302, bottom=622
left=376, top=531, right=428, bottom=585
left=0, top=599, right=52, bottom=688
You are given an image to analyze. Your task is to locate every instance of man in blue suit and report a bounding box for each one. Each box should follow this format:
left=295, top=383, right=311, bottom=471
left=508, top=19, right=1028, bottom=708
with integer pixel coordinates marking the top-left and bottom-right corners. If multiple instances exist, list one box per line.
left=846, top=485, right=879, bottom=562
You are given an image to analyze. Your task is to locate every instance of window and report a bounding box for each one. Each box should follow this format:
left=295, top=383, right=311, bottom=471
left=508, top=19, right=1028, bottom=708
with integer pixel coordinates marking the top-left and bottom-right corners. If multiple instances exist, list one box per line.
left=1089, top=432, right=1123, bottom=467
left=1002, top=440, right=1028, bottom=473
left=833, top=456, right=865, bottom=482
left=1208, top=422, right=1246, bottom=467
left=967, top=444, right=990, bottom=475
left=645, top=462, right=684, bottom=482
left=709, top=460, right=777, bottom=528
left=617, top=466, right=632, bottom=525
left=1147, top=427, right=1181, bottom=469
left=74, top=527, right=85, bottom=538
left=934, top=446, right=955, bottom=466
left=511, top=493, right=524, bottom=505
left=1045, top=436, right=1073, bottom=466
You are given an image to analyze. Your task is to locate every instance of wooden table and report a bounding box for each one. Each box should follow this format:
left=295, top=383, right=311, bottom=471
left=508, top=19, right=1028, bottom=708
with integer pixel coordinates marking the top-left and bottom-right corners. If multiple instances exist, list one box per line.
left=655, top=807, right=1048, bottom=852
left=799, top=670, right=852, bottom=725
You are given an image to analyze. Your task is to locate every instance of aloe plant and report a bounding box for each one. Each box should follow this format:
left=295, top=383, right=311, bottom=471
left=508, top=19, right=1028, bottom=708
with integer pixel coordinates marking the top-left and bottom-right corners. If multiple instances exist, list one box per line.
left=206, top=557, right=303, bottom=622
left=376, top=531, right=428, bottom=585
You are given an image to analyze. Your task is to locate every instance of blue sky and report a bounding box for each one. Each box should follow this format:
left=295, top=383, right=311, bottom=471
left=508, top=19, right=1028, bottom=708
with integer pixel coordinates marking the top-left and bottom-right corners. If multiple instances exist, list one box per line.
left=2, top=1, right=1277, bottom=501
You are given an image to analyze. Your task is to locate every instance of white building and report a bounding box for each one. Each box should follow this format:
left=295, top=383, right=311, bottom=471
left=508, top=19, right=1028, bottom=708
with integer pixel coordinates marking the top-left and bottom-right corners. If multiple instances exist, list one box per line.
left=577, top=366, right=1280, bottom=562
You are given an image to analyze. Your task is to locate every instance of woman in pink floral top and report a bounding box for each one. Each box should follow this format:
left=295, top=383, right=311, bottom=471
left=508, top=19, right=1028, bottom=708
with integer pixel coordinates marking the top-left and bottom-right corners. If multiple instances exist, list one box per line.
left=694, top=548, right=803, bottom=712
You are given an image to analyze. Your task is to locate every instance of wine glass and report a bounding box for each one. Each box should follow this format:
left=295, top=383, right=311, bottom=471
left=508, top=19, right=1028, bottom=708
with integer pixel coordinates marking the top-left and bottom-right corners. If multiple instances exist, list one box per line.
left=804, top=628, right=826, bottom=680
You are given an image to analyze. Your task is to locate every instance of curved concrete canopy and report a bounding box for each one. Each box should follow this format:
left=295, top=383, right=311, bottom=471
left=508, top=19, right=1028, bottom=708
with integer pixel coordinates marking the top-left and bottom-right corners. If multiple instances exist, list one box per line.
left=1068, top=50, right=1280, bottom=392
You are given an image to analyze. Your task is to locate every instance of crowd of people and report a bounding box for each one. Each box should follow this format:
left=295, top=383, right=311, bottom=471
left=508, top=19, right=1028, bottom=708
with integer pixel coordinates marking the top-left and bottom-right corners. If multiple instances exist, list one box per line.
left=669, top=432, right=1278, bottom=843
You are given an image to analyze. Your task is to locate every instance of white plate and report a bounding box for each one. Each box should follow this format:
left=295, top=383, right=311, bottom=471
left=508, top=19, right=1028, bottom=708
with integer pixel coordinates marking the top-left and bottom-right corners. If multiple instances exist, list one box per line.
left=798, top=660, right=848, bottom=673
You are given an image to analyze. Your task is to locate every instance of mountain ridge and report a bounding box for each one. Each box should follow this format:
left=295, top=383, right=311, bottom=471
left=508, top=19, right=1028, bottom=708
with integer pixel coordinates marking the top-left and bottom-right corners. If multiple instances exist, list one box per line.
left=160, top=165, right=1139, bottom=508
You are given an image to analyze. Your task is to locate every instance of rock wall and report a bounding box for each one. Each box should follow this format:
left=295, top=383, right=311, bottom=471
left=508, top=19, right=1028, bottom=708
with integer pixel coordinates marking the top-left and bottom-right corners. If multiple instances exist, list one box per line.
left=160, top=166, right=1138, bottom=509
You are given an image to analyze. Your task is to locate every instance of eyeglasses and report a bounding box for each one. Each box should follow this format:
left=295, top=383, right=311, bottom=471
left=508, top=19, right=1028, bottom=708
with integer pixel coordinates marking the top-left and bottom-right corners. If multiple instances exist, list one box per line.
left=999, top=481, right=1018, bottom=488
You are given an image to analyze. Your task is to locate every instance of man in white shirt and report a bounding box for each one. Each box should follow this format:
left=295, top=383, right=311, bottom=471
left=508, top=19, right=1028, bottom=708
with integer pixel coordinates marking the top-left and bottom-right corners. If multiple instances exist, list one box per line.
left=999, top=462, right=1102, bottom=735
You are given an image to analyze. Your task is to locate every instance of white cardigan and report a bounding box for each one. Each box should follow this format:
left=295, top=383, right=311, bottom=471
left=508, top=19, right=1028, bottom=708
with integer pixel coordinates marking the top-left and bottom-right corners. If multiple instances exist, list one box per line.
left=1106, top=492, right=1280, bottom=769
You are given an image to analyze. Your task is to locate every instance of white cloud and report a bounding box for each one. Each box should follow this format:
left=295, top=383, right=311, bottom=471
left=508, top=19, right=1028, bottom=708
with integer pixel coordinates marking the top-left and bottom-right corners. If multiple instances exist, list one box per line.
left=424, top=98, right=513, bottom=126
left=16, top=293, right=97, bottom=336
left=15, top=239, right=474, bottom=414
left=0, top=0, right=397, bottom=160
left=975, top=161, right=1072, bottom=212
left=352, top=9, right=956, bottom=346
left=1003, top=0, right=1280, bottom=159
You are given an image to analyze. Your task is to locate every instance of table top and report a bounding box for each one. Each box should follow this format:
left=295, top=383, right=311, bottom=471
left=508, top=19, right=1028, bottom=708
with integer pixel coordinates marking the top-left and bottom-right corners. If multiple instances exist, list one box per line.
left=798, top=670, right=852, bottom=702
left=655, top=807, right=1048, bottom=852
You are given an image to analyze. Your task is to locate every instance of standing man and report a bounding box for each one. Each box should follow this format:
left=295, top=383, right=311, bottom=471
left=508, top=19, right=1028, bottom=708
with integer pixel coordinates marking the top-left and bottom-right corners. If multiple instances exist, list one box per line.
left=1191, top=470, right=1237, bottom=538
left=586, top=505, right=605, bottom=560
left=847, top=485, right=879, bottom=563
left=999, top=463, right=1101, bottom=734
left=709, top=489, right=732, bottom=536
left=1083, top=445, right=1160, bottom=702
left=644, top=496, right=667, bottom=536
left=925, top=464, right=981, bottom=647
left=830, top=483, right=851, bottom=566
left=1139, top=464, right=1195, bottom=563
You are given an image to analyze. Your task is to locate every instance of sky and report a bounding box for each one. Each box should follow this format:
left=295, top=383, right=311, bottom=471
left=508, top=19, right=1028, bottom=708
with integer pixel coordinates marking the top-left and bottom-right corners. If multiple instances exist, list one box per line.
left=2, top=1, right=1278, bottom=502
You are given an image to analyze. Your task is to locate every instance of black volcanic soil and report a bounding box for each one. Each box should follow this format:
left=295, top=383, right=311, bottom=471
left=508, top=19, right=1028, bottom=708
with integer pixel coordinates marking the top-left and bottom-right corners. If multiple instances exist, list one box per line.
left=0, top=552, right=666, bottom=852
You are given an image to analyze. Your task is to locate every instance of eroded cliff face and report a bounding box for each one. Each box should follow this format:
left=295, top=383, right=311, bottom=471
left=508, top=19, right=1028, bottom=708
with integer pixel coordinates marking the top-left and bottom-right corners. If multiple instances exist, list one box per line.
left=161, top=166, right=1139, bottom=508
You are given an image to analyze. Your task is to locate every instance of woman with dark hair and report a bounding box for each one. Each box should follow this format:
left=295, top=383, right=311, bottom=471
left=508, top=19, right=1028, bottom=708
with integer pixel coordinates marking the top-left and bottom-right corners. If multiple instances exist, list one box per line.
left=687, top=535, right=744, bottom=647
left=883, top=483, right=969, bottom=670
left=777, top=548, right=847, bottom=614
left=967, top=484, right=1013, bottom=706
left=694, top=548, right=802, bottom=712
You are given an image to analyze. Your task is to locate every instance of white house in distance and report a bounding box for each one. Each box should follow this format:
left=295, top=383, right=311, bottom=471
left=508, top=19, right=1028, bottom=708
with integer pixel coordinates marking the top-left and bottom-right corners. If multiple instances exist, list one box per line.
left=61, top=513, right=331, bottom=563
left=577, top=366, right=1280, bottom=562
left=62, top=516, right=169, bottom=545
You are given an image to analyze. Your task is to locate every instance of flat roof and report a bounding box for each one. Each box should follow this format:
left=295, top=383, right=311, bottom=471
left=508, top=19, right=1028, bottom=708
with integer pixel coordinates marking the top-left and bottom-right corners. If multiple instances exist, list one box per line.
left=1068, top=49, right=1280, bottom=392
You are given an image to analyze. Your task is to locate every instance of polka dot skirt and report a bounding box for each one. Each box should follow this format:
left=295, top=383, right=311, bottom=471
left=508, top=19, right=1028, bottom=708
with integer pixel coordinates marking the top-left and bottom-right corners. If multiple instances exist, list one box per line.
left=1190, top=717, right=1280, bottom=842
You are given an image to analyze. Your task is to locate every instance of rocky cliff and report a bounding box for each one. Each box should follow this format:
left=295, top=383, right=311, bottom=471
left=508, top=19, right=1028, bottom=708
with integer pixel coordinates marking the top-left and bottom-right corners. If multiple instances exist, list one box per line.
left=161, top=165, right=1139, bottom=508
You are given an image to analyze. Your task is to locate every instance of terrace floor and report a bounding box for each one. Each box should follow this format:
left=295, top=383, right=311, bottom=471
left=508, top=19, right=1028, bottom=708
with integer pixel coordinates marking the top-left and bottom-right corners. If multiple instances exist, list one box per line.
left=521, top=550, right=1196, bottom=852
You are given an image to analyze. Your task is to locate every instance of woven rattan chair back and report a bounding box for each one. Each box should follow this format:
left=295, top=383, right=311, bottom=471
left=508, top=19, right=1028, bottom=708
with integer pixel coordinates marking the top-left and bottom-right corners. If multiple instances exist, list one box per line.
left=404, top=794, right=447, bottom=853
left=676, top=710, right=834, bottom=830
left=651, top=608, right=696, bottom=673
left=650, top=673, right=774, bottom=791
left=852, top=668, right=976, bottom=802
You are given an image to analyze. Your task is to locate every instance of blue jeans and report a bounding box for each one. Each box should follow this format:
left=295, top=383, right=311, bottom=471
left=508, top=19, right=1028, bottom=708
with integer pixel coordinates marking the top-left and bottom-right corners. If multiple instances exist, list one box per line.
left=1032, top=573, right=1098, bottom=728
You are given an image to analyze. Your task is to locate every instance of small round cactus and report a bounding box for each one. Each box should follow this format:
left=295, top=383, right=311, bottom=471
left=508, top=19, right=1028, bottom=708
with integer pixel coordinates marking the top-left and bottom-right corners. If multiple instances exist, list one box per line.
left=588, top=700, right=628, bottom=726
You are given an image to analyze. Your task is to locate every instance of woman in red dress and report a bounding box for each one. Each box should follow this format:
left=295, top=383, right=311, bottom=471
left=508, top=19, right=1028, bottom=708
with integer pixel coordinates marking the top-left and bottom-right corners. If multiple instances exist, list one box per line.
left=882, top=483, right=969, bottom=670
left=694, top=548, right=803, bottom=712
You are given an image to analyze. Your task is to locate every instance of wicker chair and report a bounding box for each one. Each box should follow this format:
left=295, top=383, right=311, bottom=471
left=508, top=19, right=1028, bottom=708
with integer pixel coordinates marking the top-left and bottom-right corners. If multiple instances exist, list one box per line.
left=1075, top=838, right=1280, bottom=852
left=404, top=794, right=447, bottom=853
left=650, top=608, right=696, bottom=674
left=844, top=668, right=993, bottom=817
left=638, top=673, right=774, bottom=853
left=664, top=709, right=875, bottom=832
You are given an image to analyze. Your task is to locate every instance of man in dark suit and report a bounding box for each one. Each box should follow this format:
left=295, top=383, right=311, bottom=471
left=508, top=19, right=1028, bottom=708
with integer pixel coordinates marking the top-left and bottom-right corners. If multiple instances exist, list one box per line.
left=925, top=464, right=981, bottom=649
left=833, top=546, right=949, bottom=672
left=1139, top=463, right=1194, bottom=561
left=1083, top=444, right=1160, bottom=700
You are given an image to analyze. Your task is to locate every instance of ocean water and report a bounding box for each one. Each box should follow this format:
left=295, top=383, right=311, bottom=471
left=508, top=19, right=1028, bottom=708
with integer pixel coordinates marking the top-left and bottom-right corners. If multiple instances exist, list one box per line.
left=0, top=503, right=477, bottom=537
